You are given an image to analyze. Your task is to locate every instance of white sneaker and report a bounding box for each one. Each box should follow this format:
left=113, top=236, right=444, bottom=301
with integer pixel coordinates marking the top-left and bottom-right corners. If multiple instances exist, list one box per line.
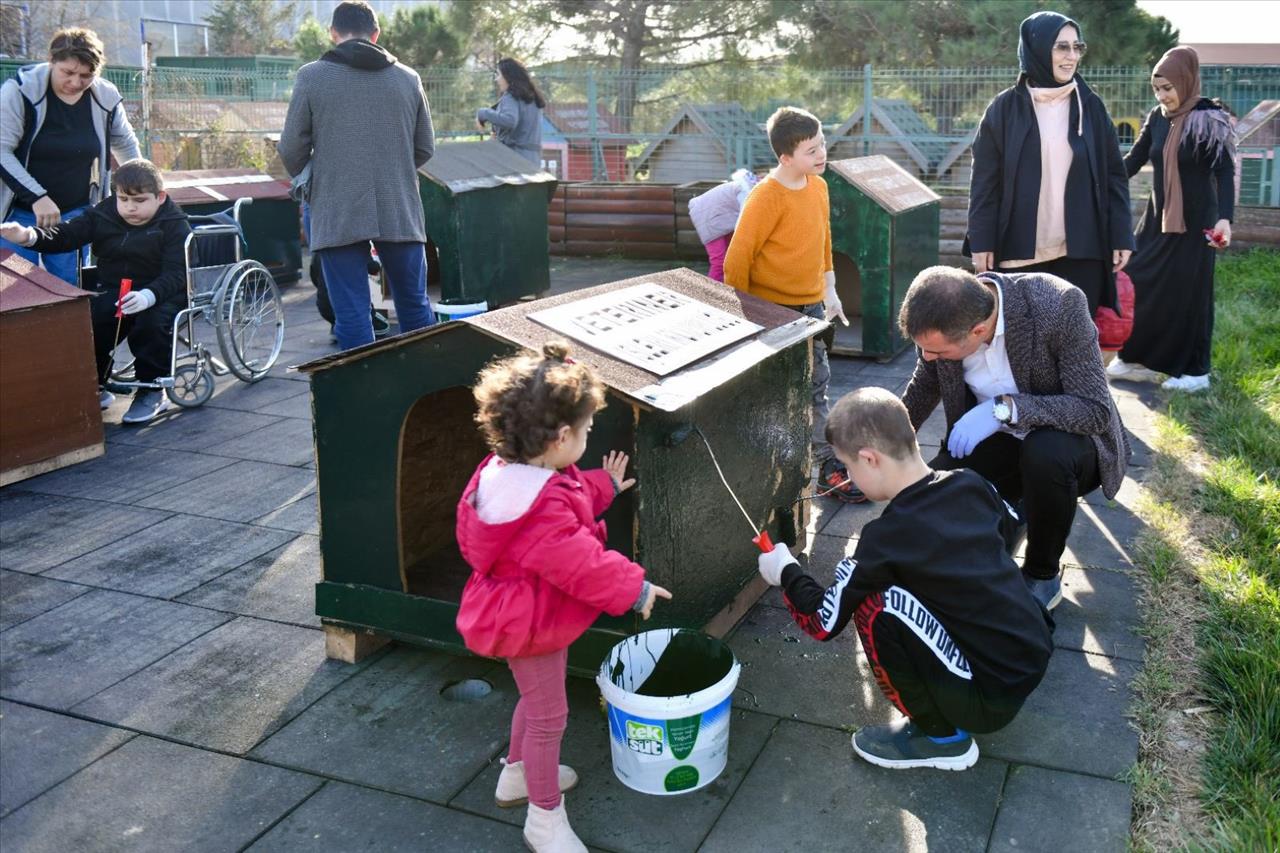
left=1161, top=374, right=1210, bottom=392
left=1106, top=358, right=1159, bottom=382
left=98, top=388, right=115, bottom=409
left=495, top=758, right=579, bottom=807
left=523, top=800, right=587, bottom=853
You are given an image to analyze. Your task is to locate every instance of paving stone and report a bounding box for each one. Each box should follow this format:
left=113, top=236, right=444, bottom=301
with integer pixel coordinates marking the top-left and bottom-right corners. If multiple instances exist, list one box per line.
left=252, top=646, right=514, bottom=802
left=1052, top=567, right=1144, bottom=661
left=812, top=495, right=885, bottom=540
left=728, top=603, right=889, bottom=730
left=0, top=700, right=134, bottom=816
left=989, top=764, right=1131, bottom=853
left=44, top=514, right=294, bottom=598
left=75, top=616, right=362, bottom=754
left=0, top=491, right=170, bottom=573
left=0, top=590, right=230, bottom=709
left=0, top=735, right=322, bottom=853
left=106, top=406, right=281, bottom=451
left=178, top=534, right=321, bottom=626
left=204, top=377, right=310, bottom=413
left=917, top=408, right=947, bottom=448
left=701, top=720, right=1006, bottom=852
left=760, top=532, right=858, bottom=610
left=452, top=678, right=777, bottom=853
left=252, top=493, right=320, bottom=535
left=255, top=390, right=314, bottom=420
left=13, top=444, right=237, bottom=504
left=248, top=780, right=527, bottom=851
left=0, top=570, right=90, bottom=631
left=1016, top=500, right=1142, bottom=569
left=204, top=418, right=317, bottom=468
left=980, top=648, right=1138, bottom=778
left=1082, top=472, right=1145, bottom=508
left=135, top=460, right=316, bottom=523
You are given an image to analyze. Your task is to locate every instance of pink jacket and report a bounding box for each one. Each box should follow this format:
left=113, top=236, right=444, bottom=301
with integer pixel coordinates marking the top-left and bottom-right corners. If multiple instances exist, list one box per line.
left=455, top=454, right=646, bottom=659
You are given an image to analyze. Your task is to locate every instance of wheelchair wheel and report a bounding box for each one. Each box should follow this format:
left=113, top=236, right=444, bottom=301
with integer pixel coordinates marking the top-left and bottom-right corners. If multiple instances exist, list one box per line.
left=214, top=261, right=285, bottom=383
left=166, top=364, right=215, bottom=408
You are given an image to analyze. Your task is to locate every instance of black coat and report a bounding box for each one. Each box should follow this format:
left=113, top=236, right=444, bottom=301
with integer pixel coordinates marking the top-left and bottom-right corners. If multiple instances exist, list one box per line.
left=965, top=77, right=1134, bottom=266
left=1124, top=100, right=1234, bottom=229
left=27, top=195, right=191, bottom=304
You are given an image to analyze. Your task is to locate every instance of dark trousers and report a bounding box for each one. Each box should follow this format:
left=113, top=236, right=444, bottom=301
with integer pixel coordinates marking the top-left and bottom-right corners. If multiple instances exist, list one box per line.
left=854, top=588, right=1024, bottom=737
left=318, top=240, right=435, bottom=351
left=1007, top=256, right=1110, bottom=316
left=931, top=429, right=1100, bottom=579
left=89, top=289, right=180, bottom=384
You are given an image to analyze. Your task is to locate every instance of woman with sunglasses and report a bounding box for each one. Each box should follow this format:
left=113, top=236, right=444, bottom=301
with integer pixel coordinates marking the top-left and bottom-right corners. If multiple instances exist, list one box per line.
left=965, top=11, right=1132, bottom=317
left=1106, top=47, right=1234, bottom=393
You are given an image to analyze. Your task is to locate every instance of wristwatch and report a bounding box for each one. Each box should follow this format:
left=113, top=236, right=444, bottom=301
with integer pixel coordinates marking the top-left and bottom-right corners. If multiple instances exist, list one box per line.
left=992, top=395, right=1013, bottom=424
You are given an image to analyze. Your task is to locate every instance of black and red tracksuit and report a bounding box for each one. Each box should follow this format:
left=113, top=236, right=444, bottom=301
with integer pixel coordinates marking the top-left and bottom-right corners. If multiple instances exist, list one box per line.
left=781, top=468, right=1054, bottom=736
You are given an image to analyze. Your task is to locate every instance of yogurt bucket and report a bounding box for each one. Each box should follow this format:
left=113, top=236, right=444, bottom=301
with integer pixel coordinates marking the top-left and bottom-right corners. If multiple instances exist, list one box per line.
left=435, top=299, right=488, bottom=322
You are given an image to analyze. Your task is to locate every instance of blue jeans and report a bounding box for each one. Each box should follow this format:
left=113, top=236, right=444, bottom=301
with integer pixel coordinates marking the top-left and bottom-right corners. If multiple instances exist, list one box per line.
left=0, top=205, right=90, bottom=285
left=317, top=240, right=435, bottom=350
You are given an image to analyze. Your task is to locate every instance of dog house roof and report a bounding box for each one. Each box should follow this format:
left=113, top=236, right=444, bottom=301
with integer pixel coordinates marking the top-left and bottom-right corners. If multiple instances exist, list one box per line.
left=827, top=155, right=940, bottom=215
left=296, top=267, right=824, bottom=412
left=420, top=139, right=556, bottom=194
left=0, top=250, right=92, bottom=312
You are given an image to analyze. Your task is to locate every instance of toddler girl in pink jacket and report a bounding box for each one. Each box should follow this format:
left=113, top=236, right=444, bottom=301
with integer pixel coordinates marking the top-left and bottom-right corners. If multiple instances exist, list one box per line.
left=455, top=340, right=671, bottom=853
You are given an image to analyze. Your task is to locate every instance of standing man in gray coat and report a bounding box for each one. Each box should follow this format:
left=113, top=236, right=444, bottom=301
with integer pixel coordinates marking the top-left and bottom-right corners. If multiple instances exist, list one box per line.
left=278, top=0, right=436, bottom=350
left=898, top=266, right=1129, bottom=611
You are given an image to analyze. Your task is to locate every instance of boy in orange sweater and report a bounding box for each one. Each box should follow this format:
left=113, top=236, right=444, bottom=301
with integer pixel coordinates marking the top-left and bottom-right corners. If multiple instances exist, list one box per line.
left=724, top=106, right=860, bottom=501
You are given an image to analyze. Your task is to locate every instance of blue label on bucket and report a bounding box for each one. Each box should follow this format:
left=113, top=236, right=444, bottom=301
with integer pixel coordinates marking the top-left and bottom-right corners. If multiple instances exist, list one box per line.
left=607, top=697, right=730, bottom=756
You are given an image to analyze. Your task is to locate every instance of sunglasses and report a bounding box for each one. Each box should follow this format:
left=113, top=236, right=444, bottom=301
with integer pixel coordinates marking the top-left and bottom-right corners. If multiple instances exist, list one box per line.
left=1052, top=41, right=1088, bottom=55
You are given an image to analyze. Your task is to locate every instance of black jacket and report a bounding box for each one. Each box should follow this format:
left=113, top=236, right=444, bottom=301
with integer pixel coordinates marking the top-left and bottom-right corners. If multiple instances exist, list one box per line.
left=780, top=469, right=1054, bottom=701
left=26, top=195, right=191, bottom=304
left=1124, top=99, right=1235, bottom=231
left=965, top=76, right=1134, bottom=267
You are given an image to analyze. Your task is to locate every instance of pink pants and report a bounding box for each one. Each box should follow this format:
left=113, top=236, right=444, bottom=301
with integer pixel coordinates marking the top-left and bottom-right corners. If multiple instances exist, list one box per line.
left=506, top=647, right=569, bottom=809
left=705, top=234, right=732, bottom=282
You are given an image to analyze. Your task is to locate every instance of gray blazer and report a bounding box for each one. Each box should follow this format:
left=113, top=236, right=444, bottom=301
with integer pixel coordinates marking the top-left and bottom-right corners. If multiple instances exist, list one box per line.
left=901, top=271, right=1129, bottom=499
left=278, top=46, right=434, bottom=252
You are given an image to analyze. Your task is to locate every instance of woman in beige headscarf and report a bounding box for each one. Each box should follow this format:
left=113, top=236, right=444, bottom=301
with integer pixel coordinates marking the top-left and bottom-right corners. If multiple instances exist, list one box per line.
left=1107, top=46, right=1235, bottom=393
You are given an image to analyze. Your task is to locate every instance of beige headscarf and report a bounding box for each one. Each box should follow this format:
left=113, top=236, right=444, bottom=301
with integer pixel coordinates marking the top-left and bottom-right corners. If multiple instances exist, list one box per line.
left=1153, top=46, right=1201, bottom=233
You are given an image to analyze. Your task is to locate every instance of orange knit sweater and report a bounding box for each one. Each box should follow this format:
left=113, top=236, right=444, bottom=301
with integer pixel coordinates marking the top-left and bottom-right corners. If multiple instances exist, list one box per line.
left=723, top=174, right=833, bottom=305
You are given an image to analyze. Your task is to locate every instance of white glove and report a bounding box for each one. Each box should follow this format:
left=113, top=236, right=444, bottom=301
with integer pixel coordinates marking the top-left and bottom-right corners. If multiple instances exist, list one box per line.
left=119, top=288, right=157, bottom=315
left=757, top=542, right=799, bottom=587
left=823, top=271, right=849, bottom=325
left=0, top=221, right=37, bottom=246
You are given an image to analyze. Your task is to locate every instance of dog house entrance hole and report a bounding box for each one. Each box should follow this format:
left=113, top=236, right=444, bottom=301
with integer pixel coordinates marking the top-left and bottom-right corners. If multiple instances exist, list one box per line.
left=832, top=251, right=864, bottom=353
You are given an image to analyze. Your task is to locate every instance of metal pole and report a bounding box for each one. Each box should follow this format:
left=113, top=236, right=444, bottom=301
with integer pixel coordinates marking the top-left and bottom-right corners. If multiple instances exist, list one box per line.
left=587, top=70, right=603, bottom=181
left=862, top=63, right=873, bottom=156
left=1271, top=147, right=1280, bottom=208
left=140, top=37, right=152, bottom=159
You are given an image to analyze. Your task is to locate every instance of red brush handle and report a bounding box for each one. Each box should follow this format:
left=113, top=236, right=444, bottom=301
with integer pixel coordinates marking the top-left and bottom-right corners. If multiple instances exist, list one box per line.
left=752, top=530, right=773, bottom=553
left=115, top=278, right=133, bottom=318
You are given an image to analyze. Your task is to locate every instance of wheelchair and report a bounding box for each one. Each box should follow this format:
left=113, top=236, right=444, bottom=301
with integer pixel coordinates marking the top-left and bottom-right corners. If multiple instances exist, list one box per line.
left=90, top=197, right=286, bottom=408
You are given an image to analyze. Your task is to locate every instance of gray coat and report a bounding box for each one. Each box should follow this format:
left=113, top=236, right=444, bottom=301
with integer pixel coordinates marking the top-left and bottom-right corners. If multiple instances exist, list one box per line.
left=278, top=40, right=434, bottom=252
left=901, top=271, right=1129, bottom=499
left=0, top=63, right=139, bottom=220
left=477, top=92, right=542, bottom=164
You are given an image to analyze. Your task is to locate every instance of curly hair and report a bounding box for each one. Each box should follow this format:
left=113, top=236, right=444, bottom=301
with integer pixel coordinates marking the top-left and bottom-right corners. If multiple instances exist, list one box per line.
left=472, top=341, right=606, bottom=462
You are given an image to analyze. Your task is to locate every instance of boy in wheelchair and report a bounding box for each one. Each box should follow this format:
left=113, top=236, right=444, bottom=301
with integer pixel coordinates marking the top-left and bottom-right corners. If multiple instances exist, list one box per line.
left=1, top=158, right=191, bottom=425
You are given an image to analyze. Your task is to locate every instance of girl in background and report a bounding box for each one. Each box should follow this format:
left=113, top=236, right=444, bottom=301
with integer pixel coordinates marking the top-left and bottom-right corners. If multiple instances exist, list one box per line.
left=688, top=168, right=759, bottom=282
left=477, top=57, right=546, bottom=165
left=455, top=341, right=671, bottom=853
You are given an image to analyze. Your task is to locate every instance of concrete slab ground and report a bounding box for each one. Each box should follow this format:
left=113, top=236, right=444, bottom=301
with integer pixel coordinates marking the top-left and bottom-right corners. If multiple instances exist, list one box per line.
left=1, top=258, right=1151, bottom=851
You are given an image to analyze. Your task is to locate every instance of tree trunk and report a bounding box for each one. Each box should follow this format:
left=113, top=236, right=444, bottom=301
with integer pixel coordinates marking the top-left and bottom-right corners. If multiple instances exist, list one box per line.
left=614, top=1, right=650, bottom=134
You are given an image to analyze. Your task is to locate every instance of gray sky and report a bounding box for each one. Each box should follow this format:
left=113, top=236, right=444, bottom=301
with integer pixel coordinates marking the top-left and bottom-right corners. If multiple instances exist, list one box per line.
left=1136, top=0, right=1280, bottom=43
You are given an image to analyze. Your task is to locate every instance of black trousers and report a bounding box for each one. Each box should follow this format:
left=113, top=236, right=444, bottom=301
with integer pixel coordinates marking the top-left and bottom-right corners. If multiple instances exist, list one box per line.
left=931, top=429, right=1100, bottom=579
left=89, top=288, right=180, bottom=384
left=854, top=587, right=1024, bottom=737
left=1006, top=256, right=1110, bottom=316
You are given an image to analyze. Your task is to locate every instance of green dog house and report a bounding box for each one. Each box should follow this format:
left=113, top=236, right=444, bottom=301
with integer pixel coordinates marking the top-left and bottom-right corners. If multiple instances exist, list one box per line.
left=419, top=140, right=557, bottom=307
left=298, top=268, right=825, bottom=674
left=826, top=155, right=940, bottom=359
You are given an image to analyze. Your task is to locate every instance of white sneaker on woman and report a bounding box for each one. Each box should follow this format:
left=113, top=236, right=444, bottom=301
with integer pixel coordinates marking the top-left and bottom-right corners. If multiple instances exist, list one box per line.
left=1106, top=358, right=1159, bottom=382
left=1161, top=374, right=1210, bottom=392
left=495, top=758, right=579, bottom=807
left=524, top=800, right=587, bottom=853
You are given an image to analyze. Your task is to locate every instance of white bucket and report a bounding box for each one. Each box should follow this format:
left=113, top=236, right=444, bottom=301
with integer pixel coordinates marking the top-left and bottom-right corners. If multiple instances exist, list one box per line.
left=596, top=629, right=740, bottom=796
left=436, top=299, right=488, bottom=322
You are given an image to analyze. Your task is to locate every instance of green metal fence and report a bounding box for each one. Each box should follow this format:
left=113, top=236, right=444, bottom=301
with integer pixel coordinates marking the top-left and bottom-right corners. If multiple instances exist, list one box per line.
left=2, top=57, right=1277, bottom=203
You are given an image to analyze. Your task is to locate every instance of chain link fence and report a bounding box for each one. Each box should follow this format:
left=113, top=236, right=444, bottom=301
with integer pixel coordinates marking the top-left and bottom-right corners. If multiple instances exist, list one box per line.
left=2, top=58, right=1276, bottom=204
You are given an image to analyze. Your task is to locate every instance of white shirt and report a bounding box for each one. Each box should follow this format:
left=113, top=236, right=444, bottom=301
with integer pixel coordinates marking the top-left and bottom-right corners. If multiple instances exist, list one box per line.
left=961, top=281, right=1023, bottom=436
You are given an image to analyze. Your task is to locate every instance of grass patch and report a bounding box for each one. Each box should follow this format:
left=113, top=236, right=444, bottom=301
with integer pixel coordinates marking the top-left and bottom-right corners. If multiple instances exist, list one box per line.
left=1129, top=249, right=1280, bottom=851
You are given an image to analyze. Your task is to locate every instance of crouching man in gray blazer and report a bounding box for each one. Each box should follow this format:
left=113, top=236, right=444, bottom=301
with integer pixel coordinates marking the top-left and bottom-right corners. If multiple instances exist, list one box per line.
left=278, top=0, right=436, bottom=350
left=898, top=266, right=1129, bottom=611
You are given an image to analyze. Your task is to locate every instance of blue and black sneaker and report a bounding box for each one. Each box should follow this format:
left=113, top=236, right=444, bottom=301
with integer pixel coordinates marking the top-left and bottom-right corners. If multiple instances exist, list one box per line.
left=852, top=719, right=978, bottom=771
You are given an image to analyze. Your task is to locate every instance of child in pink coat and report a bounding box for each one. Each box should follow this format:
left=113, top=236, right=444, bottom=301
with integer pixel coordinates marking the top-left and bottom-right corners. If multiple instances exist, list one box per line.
left=687, top=168, right=759, bottom=281
left=456, top=340, right=671, bottom=853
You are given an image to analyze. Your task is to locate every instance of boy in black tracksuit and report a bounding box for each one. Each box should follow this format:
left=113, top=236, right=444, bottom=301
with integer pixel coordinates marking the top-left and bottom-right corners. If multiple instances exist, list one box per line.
left=0, top=158, right=191, bottom=425
left=758, top=387, right=1054, bottom=770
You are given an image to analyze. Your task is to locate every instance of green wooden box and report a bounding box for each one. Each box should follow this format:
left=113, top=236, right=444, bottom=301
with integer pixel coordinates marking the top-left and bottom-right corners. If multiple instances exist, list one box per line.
left=826, top=156, right=941, bottom=359
left=297, top=268, right=825, bottom=674
left=419, top=140, right=557, bottom=307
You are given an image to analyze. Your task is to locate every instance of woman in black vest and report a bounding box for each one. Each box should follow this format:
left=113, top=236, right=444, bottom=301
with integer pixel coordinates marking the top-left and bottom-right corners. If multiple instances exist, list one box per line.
left=965, top=11, right=1133, bottom=316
